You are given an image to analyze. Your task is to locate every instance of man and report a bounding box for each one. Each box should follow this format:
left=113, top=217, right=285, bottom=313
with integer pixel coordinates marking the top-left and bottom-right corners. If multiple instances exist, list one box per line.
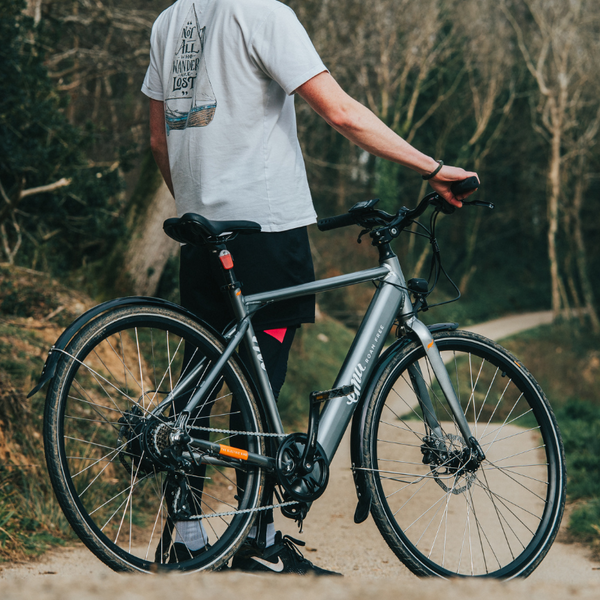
left=142, top=0, right=477, bottom=575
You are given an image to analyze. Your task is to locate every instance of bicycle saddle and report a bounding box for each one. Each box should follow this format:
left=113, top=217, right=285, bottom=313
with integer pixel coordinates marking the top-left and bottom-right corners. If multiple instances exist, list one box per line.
left=163, top=213, right=261, bottom=246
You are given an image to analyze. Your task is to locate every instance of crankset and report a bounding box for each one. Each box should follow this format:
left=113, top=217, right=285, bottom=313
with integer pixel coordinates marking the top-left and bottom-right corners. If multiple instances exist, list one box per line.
left=275, top=385, right=353, bottom=503
left=275, top=433, right=329, bottom=502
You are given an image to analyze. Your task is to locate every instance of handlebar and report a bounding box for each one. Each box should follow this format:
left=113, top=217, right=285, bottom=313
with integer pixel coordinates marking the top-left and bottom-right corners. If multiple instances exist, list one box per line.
left=317, top=212, right=359, bottom=232
left=317, top=176, right=490, bottom=233
left=450, top=176, right=479, bottom=197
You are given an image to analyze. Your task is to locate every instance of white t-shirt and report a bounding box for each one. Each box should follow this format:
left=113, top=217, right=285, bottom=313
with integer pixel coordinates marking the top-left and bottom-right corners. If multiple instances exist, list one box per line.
left=142, top=0, right=326, bottom=232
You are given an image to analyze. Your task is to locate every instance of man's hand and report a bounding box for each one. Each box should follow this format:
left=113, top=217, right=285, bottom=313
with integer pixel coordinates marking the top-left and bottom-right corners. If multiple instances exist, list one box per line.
left=427, top=166, right=480, bottom=208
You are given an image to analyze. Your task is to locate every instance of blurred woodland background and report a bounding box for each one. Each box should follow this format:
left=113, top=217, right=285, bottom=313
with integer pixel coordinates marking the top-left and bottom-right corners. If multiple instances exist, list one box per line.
left=1, top=0, right=599, bottom=561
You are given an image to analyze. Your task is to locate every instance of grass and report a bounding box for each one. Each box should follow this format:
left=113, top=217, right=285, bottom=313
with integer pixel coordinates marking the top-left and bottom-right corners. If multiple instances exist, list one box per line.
left=278, top=314, right=356, bottom=429
left=0, top=266, right=81, bottom=561
left=501, top=321, right=600, bottom=556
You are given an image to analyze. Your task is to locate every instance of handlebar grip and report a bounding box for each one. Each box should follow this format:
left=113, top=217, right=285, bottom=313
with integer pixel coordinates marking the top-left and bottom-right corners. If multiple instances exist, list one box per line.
left=317, top=213, right=357, bottom=231
left=450, top=176, right=480, bottom=197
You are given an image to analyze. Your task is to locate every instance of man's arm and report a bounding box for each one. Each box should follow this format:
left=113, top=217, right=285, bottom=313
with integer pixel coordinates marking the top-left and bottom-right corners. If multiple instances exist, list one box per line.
left=295, top=72, right=477, bottom=207
left=149, top=99, right=175, bottom=198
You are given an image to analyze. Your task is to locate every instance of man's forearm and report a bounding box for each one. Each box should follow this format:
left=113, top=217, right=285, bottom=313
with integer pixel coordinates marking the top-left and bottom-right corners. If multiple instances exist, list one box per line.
left=149, top=99, right=175, bottom=198
left=296, top=72, right=478, bottom=206
left=151, top=143, right=175, bottom=198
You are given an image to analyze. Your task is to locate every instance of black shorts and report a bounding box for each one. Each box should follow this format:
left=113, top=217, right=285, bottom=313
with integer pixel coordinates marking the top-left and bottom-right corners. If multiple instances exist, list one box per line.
left=179, top=226, right=316, bottom=332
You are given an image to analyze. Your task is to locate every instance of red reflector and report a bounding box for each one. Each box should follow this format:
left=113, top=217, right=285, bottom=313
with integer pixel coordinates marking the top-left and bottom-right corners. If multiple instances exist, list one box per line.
left=219, top=250, right=234, bottom=270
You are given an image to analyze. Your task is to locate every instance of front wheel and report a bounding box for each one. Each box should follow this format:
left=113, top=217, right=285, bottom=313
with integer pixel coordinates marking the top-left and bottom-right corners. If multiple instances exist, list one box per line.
left=362, top=330, right=565, bottom=579
left=44, top=305, right=266, bottom=573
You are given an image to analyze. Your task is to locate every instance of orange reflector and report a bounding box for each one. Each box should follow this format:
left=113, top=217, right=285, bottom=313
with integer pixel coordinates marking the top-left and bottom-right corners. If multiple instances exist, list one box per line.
left=427, top=341, right=434, bottom=350
left=219, top=445, right=248, bottom=461
left=219, top=250, right=234, bottom=270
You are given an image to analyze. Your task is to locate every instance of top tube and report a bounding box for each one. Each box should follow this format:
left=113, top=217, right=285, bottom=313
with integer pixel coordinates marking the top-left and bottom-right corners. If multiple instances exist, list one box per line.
left=244, top=264, right=392, bottom=307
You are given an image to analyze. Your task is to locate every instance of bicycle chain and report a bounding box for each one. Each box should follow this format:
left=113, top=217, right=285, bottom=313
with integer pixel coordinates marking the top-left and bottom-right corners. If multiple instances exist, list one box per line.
left=185, top=500, right=299, bottom=520
left=188, top=424, right=288, bottom=438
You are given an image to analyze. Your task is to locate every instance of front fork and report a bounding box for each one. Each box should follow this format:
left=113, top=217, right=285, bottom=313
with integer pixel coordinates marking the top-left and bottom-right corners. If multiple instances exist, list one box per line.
left=404, top=317, right=486, bottom=462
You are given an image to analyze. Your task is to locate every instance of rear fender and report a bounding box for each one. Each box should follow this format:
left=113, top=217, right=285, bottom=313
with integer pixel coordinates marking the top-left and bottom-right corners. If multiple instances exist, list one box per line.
left=28, top=297, right=222, bottom=397
left=349, top=322, right=458, bottom=523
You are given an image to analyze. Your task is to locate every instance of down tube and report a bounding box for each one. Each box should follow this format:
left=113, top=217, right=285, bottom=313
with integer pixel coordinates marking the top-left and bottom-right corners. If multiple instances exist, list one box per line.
left=317, top=280, right=406, bottom=461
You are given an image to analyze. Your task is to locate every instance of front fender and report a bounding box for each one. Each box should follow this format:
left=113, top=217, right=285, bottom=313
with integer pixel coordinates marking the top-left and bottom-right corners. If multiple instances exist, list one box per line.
left=349, top=321, right=458, bottom=523
left=28, top=296, right=219, bottom=397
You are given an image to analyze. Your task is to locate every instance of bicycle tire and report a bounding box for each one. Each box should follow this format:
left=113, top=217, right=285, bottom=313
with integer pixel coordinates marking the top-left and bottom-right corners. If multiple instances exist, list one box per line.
left=362, top=330, right=565, bottom=579
left=44, top=305, right=266, bottom=573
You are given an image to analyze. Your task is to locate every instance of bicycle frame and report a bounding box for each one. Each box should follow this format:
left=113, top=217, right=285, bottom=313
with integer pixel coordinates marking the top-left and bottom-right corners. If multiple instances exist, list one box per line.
left=152, top=250, right=480, bottom=467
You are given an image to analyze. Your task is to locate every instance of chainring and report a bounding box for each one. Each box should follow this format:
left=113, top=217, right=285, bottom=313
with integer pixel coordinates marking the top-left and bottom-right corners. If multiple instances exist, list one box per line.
left=275, top=433, right=329, bottom=503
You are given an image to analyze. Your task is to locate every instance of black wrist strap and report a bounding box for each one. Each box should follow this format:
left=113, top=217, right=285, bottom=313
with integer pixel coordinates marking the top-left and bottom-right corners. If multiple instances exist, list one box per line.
left=423, top=160, right=444, bottom=180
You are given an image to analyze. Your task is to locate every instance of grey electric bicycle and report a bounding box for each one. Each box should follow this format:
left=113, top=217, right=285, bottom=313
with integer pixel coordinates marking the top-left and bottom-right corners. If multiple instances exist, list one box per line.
left=33, top=178, right=566, bottom=578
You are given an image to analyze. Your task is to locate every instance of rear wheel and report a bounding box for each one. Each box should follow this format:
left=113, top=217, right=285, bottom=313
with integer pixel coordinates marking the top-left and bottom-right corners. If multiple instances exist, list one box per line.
left=44, top=305, right=266, bottom=573
left=363, top=330, right=565, bottom=578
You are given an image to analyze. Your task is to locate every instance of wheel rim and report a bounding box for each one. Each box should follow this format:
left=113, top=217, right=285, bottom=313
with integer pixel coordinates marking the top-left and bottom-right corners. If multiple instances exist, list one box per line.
left=371, top=336, right=563, bottom=578
left=52, top=311, right=263, bottom=571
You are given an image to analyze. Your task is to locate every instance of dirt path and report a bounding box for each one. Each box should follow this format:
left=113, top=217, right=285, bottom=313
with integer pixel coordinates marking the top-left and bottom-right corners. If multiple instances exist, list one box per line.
left=2, top=312, right=599, bottom=598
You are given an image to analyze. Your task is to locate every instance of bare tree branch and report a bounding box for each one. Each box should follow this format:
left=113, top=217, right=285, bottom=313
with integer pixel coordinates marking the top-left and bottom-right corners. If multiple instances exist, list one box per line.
left=19, top=178, right=72, bottom=201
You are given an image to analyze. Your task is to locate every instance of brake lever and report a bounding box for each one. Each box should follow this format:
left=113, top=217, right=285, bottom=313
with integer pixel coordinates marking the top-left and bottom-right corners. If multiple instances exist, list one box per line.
left=428, top=194, right=455, bottom=215
left=357, top=229, right=370, bottom=244
left=461, top=200, right=495, bottom=209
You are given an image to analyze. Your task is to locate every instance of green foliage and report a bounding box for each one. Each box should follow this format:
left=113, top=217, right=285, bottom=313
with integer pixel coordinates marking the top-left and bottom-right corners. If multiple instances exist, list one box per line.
left=568, top=499, right=600, bottom=546
left=0, top=0, right=125, bottom=274
left=556, top=400, right=600, bottom=554
left=556, top=401, right=600, bottom=501
left=502, top=324, right=600, bottom=553
left=502, top=323, right=600, bottom=411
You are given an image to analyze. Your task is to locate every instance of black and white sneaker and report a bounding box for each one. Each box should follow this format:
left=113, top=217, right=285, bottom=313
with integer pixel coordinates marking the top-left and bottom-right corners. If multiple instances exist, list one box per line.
left=231, top=532, right=342, bottom=576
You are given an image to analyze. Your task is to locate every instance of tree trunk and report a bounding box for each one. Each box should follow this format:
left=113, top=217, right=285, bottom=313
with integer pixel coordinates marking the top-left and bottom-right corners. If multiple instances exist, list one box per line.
left=547, top=126, right=563, bottom=319
left=123, top=181, right=179, bottom=296
left=25, top=0, right=42, bottom=24
left=572, top=166, right=600, bottom=332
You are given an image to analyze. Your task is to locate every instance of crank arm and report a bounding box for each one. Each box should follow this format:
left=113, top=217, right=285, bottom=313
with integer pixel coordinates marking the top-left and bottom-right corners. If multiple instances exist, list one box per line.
left=405, top=318, right=485, bottom=461
left=300, top=384, right=355, bottom=472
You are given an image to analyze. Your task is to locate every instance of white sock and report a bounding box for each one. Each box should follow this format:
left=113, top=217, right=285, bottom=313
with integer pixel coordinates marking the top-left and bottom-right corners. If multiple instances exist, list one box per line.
left=247, top=522, right=276, bottom=547
left=174, top=520, right=208, bottom=550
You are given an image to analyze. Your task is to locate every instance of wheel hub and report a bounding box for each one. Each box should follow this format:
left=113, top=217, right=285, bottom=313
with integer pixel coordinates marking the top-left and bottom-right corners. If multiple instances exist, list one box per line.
left=117, top=407, right=191, bottom=475
left=421, top=433, right=481, bottom=494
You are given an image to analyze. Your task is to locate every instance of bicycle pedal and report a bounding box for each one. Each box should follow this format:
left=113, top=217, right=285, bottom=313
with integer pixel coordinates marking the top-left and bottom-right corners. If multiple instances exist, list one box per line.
left=310, top=385, right=355, bottom=403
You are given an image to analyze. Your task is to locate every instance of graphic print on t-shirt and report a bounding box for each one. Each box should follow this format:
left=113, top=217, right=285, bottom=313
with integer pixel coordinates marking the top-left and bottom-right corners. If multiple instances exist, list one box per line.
left=165, top=3, right=217, bottom=133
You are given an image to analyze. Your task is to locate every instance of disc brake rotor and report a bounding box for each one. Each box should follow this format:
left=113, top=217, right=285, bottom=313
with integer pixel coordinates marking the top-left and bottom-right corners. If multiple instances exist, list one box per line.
left=427, top=433, right=477, bottom=495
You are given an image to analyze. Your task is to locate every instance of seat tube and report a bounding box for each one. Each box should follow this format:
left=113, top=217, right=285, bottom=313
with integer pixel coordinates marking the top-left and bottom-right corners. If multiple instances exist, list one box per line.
left=219, top=248, right=285, bottom=436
